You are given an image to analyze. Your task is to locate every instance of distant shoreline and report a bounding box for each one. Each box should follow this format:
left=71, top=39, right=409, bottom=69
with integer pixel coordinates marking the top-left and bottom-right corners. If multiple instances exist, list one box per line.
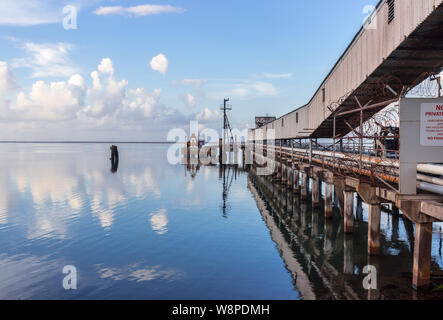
left=0, top=141, right=174, bottom=144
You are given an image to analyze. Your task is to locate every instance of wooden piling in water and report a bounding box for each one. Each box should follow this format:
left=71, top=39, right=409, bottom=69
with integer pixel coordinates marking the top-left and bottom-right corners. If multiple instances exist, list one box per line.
left=293, top=170, right=300, bottom=193
left=368, top=204, right=381, bottom=256
left=413, top=223, right=432, bottom=290
left=343, top=191, right=354, bottom=234
left=312, top=178, right=320, bottom=208
left=325, top=184, right=333, bottom=219
left=301, top=172, right=307, bottom=200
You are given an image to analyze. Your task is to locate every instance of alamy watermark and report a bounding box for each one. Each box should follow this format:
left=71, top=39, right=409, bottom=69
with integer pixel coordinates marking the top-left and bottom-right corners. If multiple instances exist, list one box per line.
left=62, top=265, right=77, bottom=290
left=63, top=5, right=78, bottom=30
left=166, top=121, right=275, bottom=176
left=362, top=265, right=377, bottom=290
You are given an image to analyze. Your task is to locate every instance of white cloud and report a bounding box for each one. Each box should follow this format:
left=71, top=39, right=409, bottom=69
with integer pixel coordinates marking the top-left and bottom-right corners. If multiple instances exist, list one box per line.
left=93, top=6, right=124, bottom=16
left=12, top=41, right=77, bottom=78
left=180, top=78, right=205, bottom=88
left=0, top=61, right=17, bottom=94
left=82, top=59, right=127, bottom=118
left=0, top=0, right=98, bottom=26
left=125, top=88, right=162, bottom=119
left=183, top=93, right=196, bottom=108
left=0, top=57, right=204, bottom=140
left=212, top=81, right=278, bottom=99
left=0, top=0, right=61, bottom=26
left=11, top=74, right=86, bottom=120
left=196, top=108, right=222, bottom=123
left=97, top=58, right=114, bottom=75
left=150, top=54, right=168, bottom=75
left=94, top=4, right=186, bottom=17
left=258, top=73, right=293, bottom=79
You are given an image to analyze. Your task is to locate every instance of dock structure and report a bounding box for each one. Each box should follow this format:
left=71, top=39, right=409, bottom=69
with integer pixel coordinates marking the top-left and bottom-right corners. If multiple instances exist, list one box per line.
left=247, top=0, right=443, bottom=290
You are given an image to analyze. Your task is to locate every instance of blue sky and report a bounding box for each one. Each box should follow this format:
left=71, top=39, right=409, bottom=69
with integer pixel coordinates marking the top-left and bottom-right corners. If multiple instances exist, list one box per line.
left=0, top=0, right=379, bottom=141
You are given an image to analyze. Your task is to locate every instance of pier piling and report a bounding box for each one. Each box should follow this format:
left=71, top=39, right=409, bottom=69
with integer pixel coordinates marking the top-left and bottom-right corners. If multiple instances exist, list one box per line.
left=413, top=222, right=433, bottom=290
left=343, top=191, right=354, bottom=234
left=368, top=204, right=381, bottom=256
left=312, top=178, right=320, bottom=208
left=325, top=184, right=333, bottom=219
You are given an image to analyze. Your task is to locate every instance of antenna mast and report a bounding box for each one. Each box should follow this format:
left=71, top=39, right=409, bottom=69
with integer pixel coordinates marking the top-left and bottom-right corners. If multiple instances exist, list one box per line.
left=221, top=98, right=234, bottom=144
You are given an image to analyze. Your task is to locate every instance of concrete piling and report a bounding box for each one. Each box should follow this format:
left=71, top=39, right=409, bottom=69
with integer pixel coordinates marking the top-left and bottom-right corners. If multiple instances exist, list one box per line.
left=368, top=204, right=381, bottom=256
left=325, top=184, right=333, bottom=219
left=293, top=170, right=300, bottom=193
left=343, top=191, right=354, bottom=234
left=301, top=172, right=308, bottom=200
left=413, top=223, right=433, bottom=290
left=312, top=178, right=320, bottom=208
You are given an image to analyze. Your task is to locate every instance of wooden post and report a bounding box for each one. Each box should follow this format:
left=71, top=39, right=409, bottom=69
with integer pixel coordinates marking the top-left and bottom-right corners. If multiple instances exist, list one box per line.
left=325, top=183, right=333, bottom=219
left=312, top=178, right=320, bottom=207
left=301, top=172, right=307, bottom=200
left=293, top=170, right=299, bottom=193
left=324, top=220, right=333, bottom=253
left=312, top=209, right=319, bottom=236
left=281, top=162, right=288, bottom=184
left=287, top=166, right=292, bottom=187
left=368, top=204, right=381, bottom=255
left=343, top=191, right=354, bottom=234
left=413, top=222, right=433, bottom=290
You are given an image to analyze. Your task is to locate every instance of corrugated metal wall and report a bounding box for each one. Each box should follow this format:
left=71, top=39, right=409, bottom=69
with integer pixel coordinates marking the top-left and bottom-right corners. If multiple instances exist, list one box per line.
left=249, top=0, right=443, bottom=141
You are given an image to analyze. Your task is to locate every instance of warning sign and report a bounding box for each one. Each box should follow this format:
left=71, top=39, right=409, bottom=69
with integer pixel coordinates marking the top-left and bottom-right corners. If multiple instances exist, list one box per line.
left=420, top=103, right=443, bottom=146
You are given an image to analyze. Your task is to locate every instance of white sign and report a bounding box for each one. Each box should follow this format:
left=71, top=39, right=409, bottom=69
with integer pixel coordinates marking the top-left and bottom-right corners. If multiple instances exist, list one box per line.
left=420, top=103, right=443, bottom=146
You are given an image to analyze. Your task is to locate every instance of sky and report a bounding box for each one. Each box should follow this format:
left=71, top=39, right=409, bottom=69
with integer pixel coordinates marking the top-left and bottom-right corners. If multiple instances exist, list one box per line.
left=0, top=0, right=380, bottom=141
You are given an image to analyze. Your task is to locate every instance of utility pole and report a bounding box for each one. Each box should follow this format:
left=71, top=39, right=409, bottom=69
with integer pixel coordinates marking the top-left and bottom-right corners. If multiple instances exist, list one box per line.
left=221, top=98, right=233, bottom=145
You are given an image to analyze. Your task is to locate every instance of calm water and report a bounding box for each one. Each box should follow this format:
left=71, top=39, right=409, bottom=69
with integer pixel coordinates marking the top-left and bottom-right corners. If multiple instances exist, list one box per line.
left=0, top=143, right=442, bottom=300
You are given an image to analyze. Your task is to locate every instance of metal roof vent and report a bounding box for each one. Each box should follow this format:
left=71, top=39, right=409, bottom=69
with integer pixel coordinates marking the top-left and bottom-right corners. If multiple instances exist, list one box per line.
left=387, top=0, right=395, bottom=24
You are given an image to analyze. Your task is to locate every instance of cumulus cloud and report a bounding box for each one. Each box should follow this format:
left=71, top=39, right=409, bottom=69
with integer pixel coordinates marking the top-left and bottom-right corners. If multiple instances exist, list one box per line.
left=12, top=41, right=78, bottom=78
left=97, top=58, right=114, bottom=75
left=11, top=74, right=86, bottom=121
left=196, top=108, right=222, bottom=123
left=150, top=54, right=168, bottom=75
left=124, top=88, right=162, bottom=119
left=0, top=57, right=223, bottom=140
left=81, top=58, right=127, bottom=118
left=183, top=93, right=196, bottom=109
left=94, top=4, right=185, bottom=17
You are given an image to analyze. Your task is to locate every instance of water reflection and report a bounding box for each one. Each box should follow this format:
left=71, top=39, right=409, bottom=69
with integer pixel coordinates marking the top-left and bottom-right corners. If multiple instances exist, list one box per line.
left=0, top=143, right=303, bottom=299
left=248, top=168, right=443, bottom=300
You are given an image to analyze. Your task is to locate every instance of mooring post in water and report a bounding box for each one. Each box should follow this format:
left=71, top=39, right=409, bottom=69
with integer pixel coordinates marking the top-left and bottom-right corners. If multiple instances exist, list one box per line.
left=110, top=145, right=119, bottom=173
left=343, top=190, right=354, bottom=234
left=325, top=183, right=333, bottom=219
left=312, top=177, right=320, bottom=208
left=368, top=204, right=381, bottom=255
left=300, top=172, right=308, bottom=200
left=413, top=222, right=433, bottom=290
